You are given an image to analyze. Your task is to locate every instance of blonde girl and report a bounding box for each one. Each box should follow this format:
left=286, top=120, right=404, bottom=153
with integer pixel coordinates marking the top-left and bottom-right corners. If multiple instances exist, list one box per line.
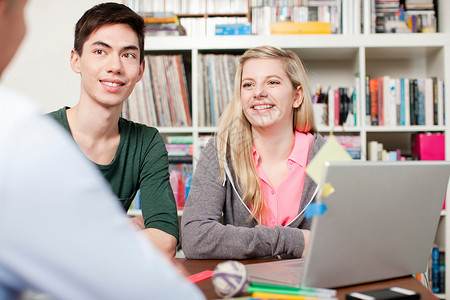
left=181, top=46, right=325, bottom=259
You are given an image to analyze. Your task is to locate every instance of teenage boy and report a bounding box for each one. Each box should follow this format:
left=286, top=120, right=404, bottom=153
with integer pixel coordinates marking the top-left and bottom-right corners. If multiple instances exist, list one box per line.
left=0, top=0, right=203, bottom=298
left=48, top=3, right=178, bottom=259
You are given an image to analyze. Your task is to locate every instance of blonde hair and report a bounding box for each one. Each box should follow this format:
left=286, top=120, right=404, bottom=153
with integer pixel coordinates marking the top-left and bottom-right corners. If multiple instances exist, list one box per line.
left=216, top=45, right=317, bottom=224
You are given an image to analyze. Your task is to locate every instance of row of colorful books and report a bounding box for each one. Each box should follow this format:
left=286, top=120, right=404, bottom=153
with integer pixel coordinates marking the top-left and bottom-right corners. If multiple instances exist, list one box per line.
left=250, top=0, right=361, bottom=35
left=372, top=0, right=438, bottom=33
left=324, top=135, right=361, bottom=159
left=165, top=135, right=212, bottom=208
left=365, top=76, right=445, bottom=127
left=367, top=133, right=445, bottom=162
left=127, top=163, right=193, bottom=211
left=180, top=17, right=250, bottom=36
left=127, top=0, right=440, bottom=35
left=367, top=141, right=407, bottom=161
left=429, top=246, right=445, bottom=294
left=165, top=135, right=212, bottom=158
left=124, top=62, right=444, bottom=131
left=169, top=163, right=193, bottom=210
left=198, top=53, right=240, bottom=127
left=122, top=55, right=192, bottom=127
left=141, top=12, right=186, bottom=36
left=139, top=11, right=252, bottom=37
left=166, top=135, right=194, bottom=162
left=127, top=0, right=248, bottom=15
left=311, top=84, right=359, bottom=128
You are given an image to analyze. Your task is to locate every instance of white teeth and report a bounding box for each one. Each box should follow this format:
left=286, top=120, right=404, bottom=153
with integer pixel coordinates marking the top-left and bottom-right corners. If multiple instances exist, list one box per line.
left=103, top=81, right=122, bottom=87
left=253, top=104, right=273, bottom=110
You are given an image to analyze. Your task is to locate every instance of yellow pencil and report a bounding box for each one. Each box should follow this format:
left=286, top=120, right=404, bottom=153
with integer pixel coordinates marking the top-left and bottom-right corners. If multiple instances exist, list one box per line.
left=252, top=291, right=319, bottom=300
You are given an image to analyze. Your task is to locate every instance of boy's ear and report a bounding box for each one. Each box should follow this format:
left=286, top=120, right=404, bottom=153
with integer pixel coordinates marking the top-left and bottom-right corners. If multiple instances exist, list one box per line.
left=70, top=49, right=81, bottom=74
left=0, top=1, right=6, bottom=17
left=136, top=59, right=145, bottom=82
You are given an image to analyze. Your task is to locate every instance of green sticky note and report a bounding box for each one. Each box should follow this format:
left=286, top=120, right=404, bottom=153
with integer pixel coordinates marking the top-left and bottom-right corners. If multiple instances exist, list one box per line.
left=306, top=135, right=353, bottom=185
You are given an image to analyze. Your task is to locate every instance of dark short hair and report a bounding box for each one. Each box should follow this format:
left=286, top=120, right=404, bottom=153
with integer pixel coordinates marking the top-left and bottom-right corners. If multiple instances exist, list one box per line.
left=74, top=2, right=145, bottom=63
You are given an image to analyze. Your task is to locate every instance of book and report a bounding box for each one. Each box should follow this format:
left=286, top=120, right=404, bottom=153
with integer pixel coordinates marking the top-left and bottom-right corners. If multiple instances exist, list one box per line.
left=365, top=75, right=371, bottom=125
left=270, top=21, right=332, bottom=34
left=400, top=77, right=410, bottom=126
left=166, top=135, right=193, bottom=144
left=199, top=54, right=240, bottom=126
left=175, top=55, right=192, bottom=126
left=369, top=78, right=379, bottom=125
left=409, top=78, right=417, bottom=125
left=169, top=163, right=193, bottom=210
left=215, top=23, right=251, bottom=35
left=334, top=89, right=340, bottom=126
left=313, top=103, right=328, bottom=127
left=166, top=143, right=193, bottom=157
left=437, top=78, right=444, bottom=126
left=140, top=12, right=180, bottom=24
left=324, top=135, right=361, bottom=159
left=145, top=22, right=186, bottom=36
left=378, top=75, right=386, bottom=126
left=439, top=250, right=445, bottom=293
left=327, top=87, right=335, bottom=126
left=432, top=247, right=440, bottom=293
left=416, top=78, right=426, bottom=125
left=424, top=77, right=434, bottom=126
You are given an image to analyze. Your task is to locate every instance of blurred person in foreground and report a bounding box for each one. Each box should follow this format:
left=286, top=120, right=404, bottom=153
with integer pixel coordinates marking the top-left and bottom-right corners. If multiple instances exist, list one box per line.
left=0, top=0, right=204, bottom=299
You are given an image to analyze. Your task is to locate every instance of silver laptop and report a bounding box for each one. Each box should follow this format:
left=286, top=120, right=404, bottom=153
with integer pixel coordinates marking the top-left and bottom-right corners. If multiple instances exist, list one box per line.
left=246, top=161, right=450, bottom=289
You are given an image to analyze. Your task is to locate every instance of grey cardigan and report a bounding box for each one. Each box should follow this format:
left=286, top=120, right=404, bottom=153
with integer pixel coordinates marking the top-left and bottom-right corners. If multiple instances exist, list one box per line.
left=181, top=133, right=325, bottom=259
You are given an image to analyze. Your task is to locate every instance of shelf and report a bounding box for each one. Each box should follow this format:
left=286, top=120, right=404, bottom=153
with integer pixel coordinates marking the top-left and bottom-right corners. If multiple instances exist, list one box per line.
left=128, top=209, right=183, bottom=217
left=158, top=127, right=194, bottom=133
left=144, top=34, right=450, bottom=51
left=196, top=127, right=219, bottom=133
left=157, top=125, right=446, bottom=135
left=140, top=33, right=449, bottom=160
left=317, top=126, right=362, bottom=133
left=364, top=126, right=446, bottom=132
left=177, top=13, right=248, bottom=18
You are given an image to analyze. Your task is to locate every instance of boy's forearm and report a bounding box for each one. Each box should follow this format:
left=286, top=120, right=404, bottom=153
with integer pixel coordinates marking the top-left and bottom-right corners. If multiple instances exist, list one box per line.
left=142, top=228, right=177, bottom=259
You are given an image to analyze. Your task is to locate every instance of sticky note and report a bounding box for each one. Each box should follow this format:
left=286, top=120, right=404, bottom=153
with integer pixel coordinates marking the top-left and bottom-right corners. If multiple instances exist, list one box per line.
left=306, top=135, right=353, bottom=185
left=305, top=203, right=328, bottom=219
left=320, top=183, right=335, bottom=197
left=187, top=270, right=214, bottom=283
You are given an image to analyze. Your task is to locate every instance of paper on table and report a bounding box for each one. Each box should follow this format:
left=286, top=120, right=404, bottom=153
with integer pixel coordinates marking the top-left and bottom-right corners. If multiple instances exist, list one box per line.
left=306, top=135, right=353, bottom=185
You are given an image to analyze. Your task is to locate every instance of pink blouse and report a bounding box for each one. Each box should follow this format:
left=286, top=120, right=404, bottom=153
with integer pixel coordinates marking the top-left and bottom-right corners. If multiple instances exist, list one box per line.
left=253, top=131, right=313, bottom=226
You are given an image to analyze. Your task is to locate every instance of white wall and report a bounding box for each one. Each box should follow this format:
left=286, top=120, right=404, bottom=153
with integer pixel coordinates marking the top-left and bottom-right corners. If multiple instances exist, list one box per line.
left=3, top=0, right=121, bottom=113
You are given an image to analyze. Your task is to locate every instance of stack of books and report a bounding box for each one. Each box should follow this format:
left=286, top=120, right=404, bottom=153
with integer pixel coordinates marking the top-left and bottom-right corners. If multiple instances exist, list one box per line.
left=141, top=12, right=186, bottom=36
left=122, top=54, right=192, bottom=127
left=365, top=76, right=445, bottom=127
left=198, top=53, right=240, bottom=126
left=165, top=135, right=193, bottom=210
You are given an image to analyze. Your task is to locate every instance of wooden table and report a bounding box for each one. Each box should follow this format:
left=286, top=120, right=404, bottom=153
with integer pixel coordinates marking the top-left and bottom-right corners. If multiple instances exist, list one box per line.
left=175, top=258, right=438, bottom=300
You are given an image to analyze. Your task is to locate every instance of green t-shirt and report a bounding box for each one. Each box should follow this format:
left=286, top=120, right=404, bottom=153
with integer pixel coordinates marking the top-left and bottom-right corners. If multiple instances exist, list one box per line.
left=48, top=107, right=179, bottom=241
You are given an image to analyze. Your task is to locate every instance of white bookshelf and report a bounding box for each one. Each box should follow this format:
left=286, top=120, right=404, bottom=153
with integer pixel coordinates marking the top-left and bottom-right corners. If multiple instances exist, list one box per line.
left=144, top=33, right=450, bottom=163
left=134, top=1, right=450, bottom=296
